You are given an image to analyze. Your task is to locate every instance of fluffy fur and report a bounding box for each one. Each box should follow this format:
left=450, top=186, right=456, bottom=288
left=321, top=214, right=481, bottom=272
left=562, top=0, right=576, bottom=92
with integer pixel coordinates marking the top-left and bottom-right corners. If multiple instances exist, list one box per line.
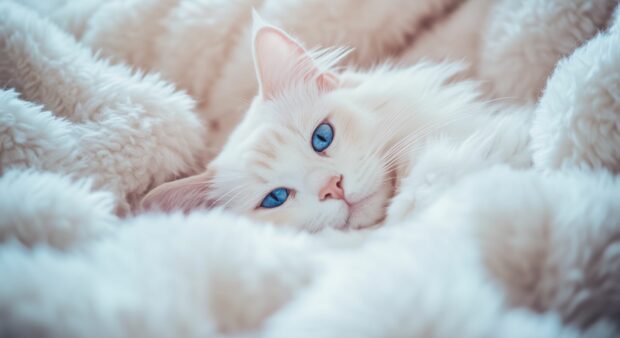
left=0, top=2, right=206, bottom=213
left=264, top=167, right=620, bottom=338
left=2, top=168, right=619, bottom=337
left=531, top=10, right=620, bottom=173
left=17, top=0, right=465, bottom=158
left=1, top=1, right=620, bottom=337
left=144, top=16, right=534, bottom=231
left=478, top=0, right=616, bottom=103
left=16, top=0, right=619, bottom=153
left=0, top=169, right=115, bottom=249
left=399, top=0, right=617, bottom=104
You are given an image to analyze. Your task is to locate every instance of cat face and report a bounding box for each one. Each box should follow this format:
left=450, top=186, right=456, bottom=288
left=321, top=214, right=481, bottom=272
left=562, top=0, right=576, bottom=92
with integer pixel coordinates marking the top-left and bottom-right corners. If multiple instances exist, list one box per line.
left=208, top=83, right=394, bottom=231
left=143, top=13, right=396, bottom=231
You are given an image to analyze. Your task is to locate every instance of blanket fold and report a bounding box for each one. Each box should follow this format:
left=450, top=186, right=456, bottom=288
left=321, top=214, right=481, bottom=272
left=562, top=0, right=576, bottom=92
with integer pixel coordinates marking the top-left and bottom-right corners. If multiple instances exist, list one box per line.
left=1, top=1, right=620, bottom=337
left=0, top=1, right=206, bottom=213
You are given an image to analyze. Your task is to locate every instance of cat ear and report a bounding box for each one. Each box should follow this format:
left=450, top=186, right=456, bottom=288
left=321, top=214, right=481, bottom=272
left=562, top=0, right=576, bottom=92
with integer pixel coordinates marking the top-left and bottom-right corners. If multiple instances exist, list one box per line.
left=141, top=170, right=217, bottom=213
left=251, top=10, right=339, bottom=100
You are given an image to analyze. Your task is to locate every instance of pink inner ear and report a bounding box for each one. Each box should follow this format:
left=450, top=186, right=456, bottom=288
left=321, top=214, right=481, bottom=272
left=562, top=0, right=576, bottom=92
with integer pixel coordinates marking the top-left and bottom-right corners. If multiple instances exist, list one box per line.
left=141, top=172, right=216, bottom=213
left=253, top=24, right=337, bottom=100
left=255, top=28, right=305, bottom=68
left=254, top=27, right=305, bottom=99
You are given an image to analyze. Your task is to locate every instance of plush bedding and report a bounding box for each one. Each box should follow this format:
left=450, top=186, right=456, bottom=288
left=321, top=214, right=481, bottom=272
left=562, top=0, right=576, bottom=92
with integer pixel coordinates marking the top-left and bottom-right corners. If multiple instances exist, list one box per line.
left=1, top=0, right=620, bottom=337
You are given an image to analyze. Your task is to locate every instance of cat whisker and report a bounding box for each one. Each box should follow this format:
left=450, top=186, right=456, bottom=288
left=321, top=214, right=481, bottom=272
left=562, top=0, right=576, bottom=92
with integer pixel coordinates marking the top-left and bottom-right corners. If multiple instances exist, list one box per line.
left=379, top=113, right=473, bottom=179
left=382, top=145, right=428, bottom=173
left=381, top=112, right=471, bottom=163
left=480, top=95, right=520, bottom=106
left=219, top=188, right=250, bottom=209
left=212, top=184, right=247, bottom=208
left=355, top=106, right=462, bottom=184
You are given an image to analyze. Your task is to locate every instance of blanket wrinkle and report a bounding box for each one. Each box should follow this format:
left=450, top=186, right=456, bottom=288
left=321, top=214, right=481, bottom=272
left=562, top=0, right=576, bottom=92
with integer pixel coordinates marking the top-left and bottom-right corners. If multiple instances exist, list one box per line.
left=19, top=0, right=464, bottom=159
left=1, top=0, right=620, bottom=337
left=0, top=1, right=207, bottom=214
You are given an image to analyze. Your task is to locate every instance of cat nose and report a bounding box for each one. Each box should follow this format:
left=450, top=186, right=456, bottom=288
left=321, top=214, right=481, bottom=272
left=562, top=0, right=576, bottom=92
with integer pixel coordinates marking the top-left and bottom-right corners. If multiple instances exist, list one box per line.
left=319, top=175, right=345, bottom=201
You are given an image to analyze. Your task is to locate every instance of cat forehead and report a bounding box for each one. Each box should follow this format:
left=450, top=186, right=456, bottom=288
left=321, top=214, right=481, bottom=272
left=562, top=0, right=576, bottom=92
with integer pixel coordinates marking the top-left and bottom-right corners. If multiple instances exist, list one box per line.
left=209, top=87, right=350, bottom=185
left=208, top=122, right=317, bottom=209
left=248, top=123, right=305, bottom=160
left=260, top=85, right=332, bottom=121
left=213, top=120, right=311, bottom=180
left=221, top=91, right=332, bottom=152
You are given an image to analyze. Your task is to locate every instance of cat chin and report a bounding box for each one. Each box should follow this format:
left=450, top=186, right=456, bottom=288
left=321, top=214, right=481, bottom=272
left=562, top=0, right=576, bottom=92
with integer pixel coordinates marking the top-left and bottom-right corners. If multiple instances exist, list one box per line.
left=340, top=190, right=389, bottom=230
left=345, top=212, right=384, bottom=230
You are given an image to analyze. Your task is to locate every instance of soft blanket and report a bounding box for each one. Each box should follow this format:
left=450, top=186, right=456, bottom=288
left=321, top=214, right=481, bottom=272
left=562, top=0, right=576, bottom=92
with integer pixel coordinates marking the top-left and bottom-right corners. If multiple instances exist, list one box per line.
left=1, top=0, right=620, bottom=337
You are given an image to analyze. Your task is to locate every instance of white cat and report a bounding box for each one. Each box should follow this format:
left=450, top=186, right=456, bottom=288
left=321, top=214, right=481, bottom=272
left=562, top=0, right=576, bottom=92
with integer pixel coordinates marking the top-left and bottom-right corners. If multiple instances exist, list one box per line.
left=142, top=13, right=531, bottom=231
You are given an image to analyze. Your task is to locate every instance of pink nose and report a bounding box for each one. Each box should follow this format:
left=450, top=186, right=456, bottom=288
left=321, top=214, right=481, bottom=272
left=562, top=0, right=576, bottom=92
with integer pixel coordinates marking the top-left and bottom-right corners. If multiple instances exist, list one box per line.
left=319, top=175, right=345, bottom=201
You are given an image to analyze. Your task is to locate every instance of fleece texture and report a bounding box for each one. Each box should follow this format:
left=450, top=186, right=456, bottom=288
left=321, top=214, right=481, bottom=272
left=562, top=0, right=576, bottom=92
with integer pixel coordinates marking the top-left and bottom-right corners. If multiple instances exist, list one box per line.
left=1, top=0, right=620, bottom=337
left=0, top=2, right=206, bottom=214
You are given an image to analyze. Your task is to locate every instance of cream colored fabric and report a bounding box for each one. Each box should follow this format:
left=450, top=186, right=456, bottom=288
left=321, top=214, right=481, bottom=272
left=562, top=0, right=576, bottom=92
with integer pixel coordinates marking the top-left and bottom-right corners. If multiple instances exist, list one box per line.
left=1, top=1, right=620, bottom=337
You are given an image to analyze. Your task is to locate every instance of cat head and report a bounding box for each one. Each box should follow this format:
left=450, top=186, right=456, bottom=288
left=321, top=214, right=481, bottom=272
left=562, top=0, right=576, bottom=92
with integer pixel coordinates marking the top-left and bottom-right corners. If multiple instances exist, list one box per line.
left=142, top=12, right=398, bottom=231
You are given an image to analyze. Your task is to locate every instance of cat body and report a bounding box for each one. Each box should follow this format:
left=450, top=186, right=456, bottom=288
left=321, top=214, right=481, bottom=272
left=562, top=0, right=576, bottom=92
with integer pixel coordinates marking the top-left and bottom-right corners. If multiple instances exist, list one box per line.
left=143, top=13, right=531, bottom=231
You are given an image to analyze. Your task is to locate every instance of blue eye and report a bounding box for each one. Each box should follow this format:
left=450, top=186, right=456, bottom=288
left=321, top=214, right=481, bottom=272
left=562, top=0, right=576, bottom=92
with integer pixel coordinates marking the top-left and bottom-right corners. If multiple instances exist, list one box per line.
left=260, top=187, right=289, bottom=208
left=311, top=122, right=334, bottom=152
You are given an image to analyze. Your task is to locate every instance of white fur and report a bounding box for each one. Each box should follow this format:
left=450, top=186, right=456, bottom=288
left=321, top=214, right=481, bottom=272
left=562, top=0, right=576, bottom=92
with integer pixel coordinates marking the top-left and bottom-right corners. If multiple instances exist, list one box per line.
left=0, top=203, right=321, bottom=337
left=17, top=0, right=618, bottom=154
left=478, top=0, right=616, bottom=104
left=19, top=0, right=465, bottom=158
left=2, top=167, right=619, bottom=337
left=201, top=0, right=463, bottom=152
left=397, top=0, right=496, bottom=78
left=386, top=108, right=534, bottom=224
left=531, top=13, right=620, bottom=173
left=266, top=168, right=620, bottom=338
left=0, top=2, right=206, bottom=213
left=398, top=0, right=617, bottom=105
left=165, top=54, right=532, bottom=231
left=2, top=1, right=620, bottom=337
left=0, top=169, right=115, bottom=249
left=0, top=89, right=71, bottom=172
left=14, top=0, right=105, bottom=39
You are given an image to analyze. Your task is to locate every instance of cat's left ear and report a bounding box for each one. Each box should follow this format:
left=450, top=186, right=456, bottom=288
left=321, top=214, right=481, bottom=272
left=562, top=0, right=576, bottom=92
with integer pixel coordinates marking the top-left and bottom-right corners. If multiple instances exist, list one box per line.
left=141, top=170, right=217, bottom=213
left=251, top=10, right=339, bottom=100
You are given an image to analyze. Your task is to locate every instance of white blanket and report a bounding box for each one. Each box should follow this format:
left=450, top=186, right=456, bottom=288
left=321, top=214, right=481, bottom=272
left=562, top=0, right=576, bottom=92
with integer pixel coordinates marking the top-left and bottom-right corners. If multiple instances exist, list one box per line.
left=1, top=1, right=620, bottom=337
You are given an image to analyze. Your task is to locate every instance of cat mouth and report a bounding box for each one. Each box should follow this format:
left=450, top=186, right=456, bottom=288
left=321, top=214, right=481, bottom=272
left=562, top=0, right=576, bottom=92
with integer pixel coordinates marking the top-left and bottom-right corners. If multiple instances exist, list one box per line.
left=340, top=193, right=377, bottom=230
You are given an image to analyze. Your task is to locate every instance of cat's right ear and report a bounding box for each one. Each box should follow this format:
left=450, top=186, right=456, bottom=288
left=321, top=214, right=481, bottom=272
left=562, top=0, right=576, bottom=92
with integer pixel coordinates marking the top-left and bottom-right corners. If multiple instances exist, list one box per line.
left=251, top=10, right=339, bottom=100
left=141, top=170, right=217, bottom=213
